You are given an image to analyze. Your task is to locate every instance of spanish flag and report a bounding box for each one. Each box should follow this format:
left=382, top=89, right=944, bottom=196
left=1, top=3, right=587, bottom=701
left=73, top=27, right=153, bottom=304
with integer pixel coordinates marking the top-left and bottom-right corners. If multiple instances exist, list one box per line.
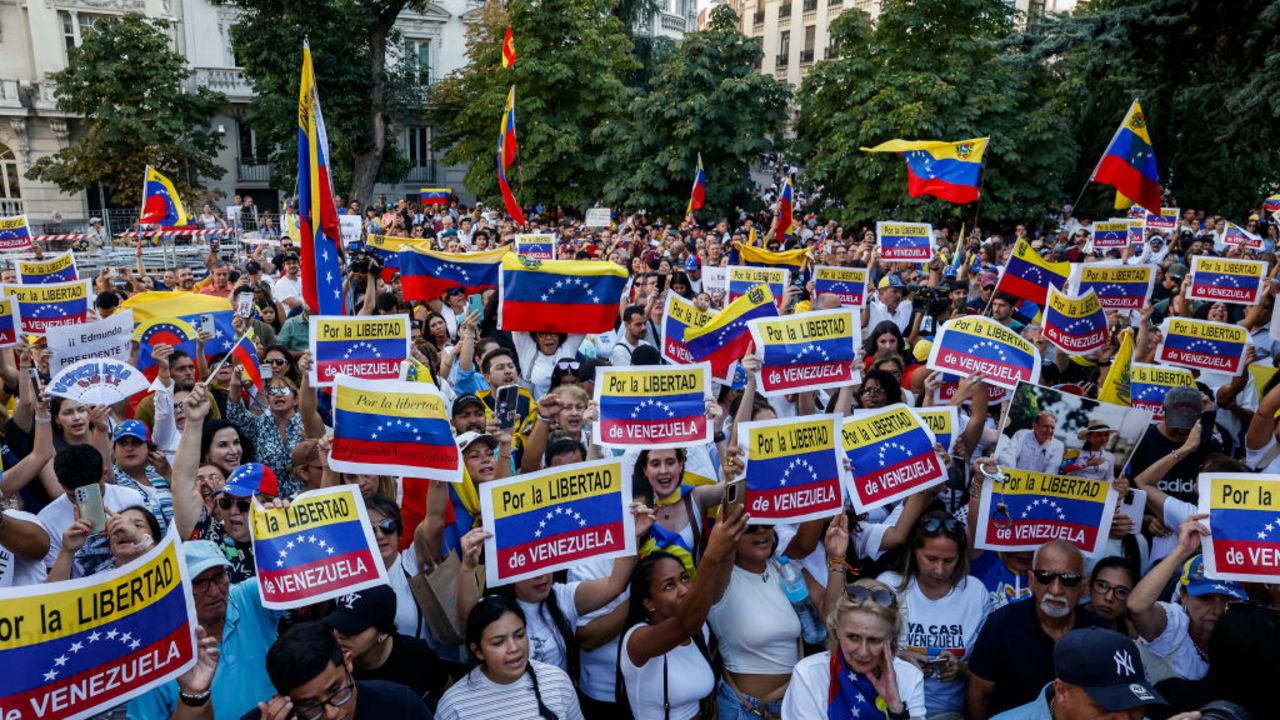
left=501, top=27, right=516, bottom=68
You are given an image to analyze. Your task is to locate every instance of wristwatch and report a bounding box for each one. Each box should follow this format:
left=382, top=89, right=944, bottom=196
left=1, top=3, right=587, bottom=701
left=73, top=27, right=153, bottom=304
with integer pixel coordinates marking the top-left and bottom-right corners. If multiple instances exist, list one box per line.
left=178, top=690, right=211, bottom=707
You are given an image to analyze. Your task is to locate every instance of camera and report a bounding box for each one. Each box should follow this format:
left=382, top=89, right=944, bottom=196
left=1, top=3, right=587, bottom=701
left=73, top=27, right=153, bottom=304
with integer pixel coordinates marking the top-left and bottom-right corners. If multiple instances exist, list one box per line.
left=908, top=285, right=952, bottom=316
left=1199, top=701, right=1253, bottom=720
left=348, top=248, right=383, bottom=276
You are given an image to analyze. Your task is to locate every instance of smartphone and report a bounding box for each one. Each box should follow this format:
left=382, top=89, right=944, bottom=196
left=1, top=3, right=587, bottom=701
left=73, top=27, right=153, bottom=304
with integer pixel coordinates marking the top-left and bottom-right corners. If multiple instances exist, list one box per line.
left=74, top=484, right=107, bottom=533
left=467, top=293, right=485, bottom=322
left=27, top=367, right=40, bottom=398
left=200, top=313, right=215, bottom=335
left=724, top=478, right=746, bottom=515
left=495, top=384, right=519, bottom=430
left=236, top=292, right=255, bottom=318
left=261, top=364, right=274, bottom=381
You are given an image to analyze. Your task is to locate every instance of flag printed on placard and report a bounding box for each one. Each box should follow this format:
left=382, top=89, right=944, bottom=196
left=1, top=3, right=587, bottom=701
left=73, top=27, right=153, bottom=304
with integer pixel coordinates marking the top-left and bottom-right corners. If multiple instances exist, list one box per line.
left=747, top=308, right=858, bottom=397
left=1222, top=222, right=1264, bottom=251
left=1145, top=207, right=1178, bottom=235
left=498, top=255, right=628, bottom=334
left=309, top=315, right=411, bottom=387
left=0, top=529, right=197, bottom=720
left=912, top=406, right=959, bottom=453
left=1091, top=220, right=1131, bottom=251
left=996, top=238, right=1070, bottom=306
left=17, top=251, right=77, bottom=284
left=132, top=317, right=199, bottom=374
left=1126, top=217, right=1145, bottom=246
left=728, top=265, right=789, bottom=307
left=398, top=245, right=509, bottom=301
left=684, top=284, right=778, bottom=382
left=934, top=372, right=1008, bottom=404
left=594, top=364, right=712, bottom=450
left=514, top=233, right=556, bottom=261
left=926, top=315, right=1042, bottom=390
left=481, top=458, right=635, bottom=586
left=842, top=404, right=945, bottom=513
left=328, top=375, right=462, bottom=480
left=975, top=467, right=1118, bottom=557
left=251, top=486, right=388, bottom=610
left=2, top=280, right=90, bottom=335
left=1185, top=256, right=1267, bottom=306
left=660, top=293, right=712, bottom=365
left=813, top=266, right=868, bottom=307
left=1070, top=262, right=1155, bottom=310
left=875, top=221, right=934, bottom=262
left=1042, top=286, right=1108, bottom=355
left=0, top=214, right=32, bottom=251
left=1199, top=473, right=1280, bottom=583
left=0, top=297, right=21, bottom=347
left=1130, top=362, right=1195, bottom=421
left=1156, top=317, right=1249, bottom=375
left=737, top=414, right=846, bottom=524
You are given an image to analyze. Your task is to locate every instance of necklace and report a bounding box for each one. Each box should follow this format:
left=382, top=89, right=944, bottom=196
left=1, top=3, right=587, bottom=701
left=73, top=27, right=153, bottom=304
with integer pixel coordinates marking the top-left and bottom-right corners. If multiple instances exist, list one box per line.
left=655, top=490, right=682, bottom=520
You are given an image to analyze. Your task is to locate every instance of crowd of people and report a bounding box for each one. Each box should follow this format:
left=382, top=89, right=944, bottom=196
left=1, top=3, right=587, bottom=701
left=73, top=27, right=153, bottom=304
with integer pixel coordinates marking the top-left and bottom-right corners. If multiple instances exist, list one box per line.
left=2, top=189, right=1279, bottom=720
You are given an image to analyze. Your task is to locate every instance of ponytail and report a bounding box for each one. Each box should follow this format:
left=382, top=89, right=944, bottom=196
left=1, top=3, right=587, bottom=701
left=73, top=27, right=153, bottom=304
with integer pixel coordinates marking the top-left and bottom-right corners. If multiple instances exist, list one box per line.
left=525, top=662, right=558, bottom=720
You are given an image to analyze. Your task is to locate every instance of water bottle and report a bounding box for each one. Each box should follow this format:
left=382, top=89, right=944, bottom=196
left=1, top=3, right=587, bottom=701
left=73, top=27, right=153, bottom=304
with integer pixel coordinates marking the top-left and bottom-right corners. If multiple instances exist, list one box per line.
left=776, top=556, right=827, bottom=645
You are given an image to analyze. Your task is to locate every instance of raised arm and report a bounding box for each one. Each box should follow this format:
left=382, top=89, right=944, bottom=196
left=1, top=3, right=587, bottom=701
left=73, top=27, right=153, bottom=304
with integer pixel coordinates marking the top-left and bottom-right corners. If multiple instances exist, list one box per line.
left=171, top=385, right=212, bottom=539
left=295, top=352, right=326, bottom=439
left=0, top=395, right=54, bottom=499
left=573, top=504, right=654, bottom=615
left=1128, top=514, right=1207, bottom=641
left=1246, top=370, right=1280, bottom=453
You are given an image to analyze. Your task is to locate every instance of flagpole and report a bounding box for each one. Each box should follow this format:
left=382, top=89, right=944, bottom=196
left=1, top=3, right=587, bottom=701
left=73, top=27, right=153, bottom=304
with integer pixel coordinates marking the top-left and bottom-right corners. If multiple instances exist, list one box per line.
left=202, top=329, right=251, bottom=386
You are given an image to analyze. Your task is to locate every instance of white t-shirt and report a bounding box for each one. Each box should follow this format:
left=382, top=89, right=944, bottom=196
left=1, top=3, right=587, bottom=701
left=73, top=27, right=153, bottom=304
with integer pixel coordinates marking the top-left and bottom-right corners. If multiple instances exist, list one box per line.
left=519, top=581, right=581, bottom=673
left=877, top=572, right=991, bottom=715
left=1141, top=601, right=1208, bottom=681
left=434, top=659, right=584, bottom=720
left=866, top=299, right=914, bottom=337
left=781, top=653, right=926, bottom=720
left=273, top=275, right=303, bottom=306
left=1246, top=436, right=1280, bottom=474
left=569, top=557, right=627, bottom=702
left=385, top=552, right=425, bottom=640
left=608, top=337, right=653, bottom=368
left=708, top=564, right=802, bottom=675
left=37, top=484, right=148, bottom=566
left=620, top=625, right=715, bottom=720
left=0, top=510, right=49, bottom=586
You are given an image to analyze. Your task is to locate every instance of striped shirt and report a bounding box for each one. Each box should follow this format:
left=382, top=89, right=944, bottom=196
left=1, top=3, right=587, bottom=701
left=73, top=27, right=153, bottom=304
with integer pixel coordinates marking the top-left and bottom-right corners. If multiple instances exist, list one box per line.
left=434, top=659, right=583, bottom=720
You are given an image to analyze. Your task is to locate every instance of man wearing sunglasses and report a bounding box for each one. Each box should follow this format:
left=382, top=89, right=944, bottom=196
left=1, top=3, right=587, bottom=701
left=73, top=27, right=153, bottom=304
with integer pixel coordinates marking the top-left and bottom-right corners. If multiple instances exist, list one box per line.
left=251, top=622, right=430, bottom=720
left=967, top=540, right=1103, bottom=718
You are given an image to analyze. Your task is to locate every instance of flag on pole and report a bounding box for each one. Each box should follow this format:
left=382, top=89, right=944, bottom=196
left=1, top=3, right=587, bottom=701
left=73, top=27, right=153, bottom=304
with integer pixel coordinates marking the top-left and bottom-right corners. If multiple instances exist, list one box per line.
left=996, top=238, right=1070, bottom=306
left=297, top=41, right=344, bottom=315
left=860, top=137, right=989, bottom=204
left=775, top=176, right=794, bottom=239
left=139, top=167, right=190, bottom=227
left=497, top=86, right=526, bottom=225
left=1091, top=100, right=1162, bottom=215
left=685, top=154, right=706, bottom=222
left=501, top=27, right=516, bottom=68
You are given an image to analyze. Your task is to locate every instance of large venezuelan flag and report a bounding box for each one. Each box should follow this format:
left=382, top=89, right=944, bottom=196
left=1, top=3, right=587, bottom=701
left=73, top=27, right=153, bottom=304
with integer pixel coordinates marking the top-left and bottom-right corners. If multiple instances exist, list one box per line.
left=119, top=291, right=237, bottom=375
left=297, top=41, right=344, bottom=315
left=497, top=255, right=627, bottom=334
left=497, top=86, right=525, bottom=225
left=139, top=167, right=190, bottom=227
left=1091, top=100, right=1162, bottom=215
left=861, top=137, right=988, bottom=204
left=399, top=245, right=510, bottom=300
left=684, top=283, right=778, bottom=382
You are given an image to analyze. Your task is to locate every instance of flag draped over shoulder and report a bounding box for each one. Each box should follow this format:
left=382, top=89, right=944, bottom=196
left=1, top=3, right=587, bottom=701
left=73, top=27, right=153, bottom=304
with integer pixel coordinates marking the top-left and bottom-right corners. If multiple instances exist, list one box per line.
left=497, top=86, right=525, bottom=225
left=1091, top=100, right=1162, bottom=215
left=139, top=167, right=190, bottom=227
left=685, top=154, right=706, bottom=222
left=297, top=41, right=344, bottom=315
left=399, top=245, right=510, bottom=300
left=497, top=255, right=627, bottom=334
left=861, top=137, right=988, bottom=204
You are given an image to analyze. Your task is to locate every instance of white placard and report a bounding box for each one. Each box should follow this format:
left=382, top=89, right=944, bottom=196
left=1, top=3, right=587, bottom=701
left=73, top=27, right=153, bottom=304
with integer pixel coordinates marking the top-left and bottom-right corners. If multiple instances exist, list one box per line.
left=46, top=309, right=133, bottom=373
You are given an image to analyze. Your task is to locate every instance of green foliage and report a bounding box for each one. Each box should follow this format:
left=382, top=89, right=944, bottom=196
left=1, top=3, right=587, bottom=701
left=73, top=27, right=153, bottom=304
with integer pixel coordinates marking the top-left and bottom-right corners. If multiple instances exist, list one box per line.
left=594, top=5, right=791, bottom=221
left=425, top=0, right=638, bottom=211
left=26, top=13, right=225, bottom=206
left=794, top=0, right=1077, bottom=228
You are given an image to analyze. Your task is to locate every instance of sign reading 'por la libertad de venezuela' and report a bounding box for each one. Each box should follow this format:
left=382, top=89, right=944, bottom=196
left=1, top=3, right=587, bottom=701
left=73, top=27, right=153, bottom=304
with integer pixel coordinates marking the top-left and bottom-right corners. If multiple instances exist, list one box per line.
left=1199, top=473, right=1280, bottom=584
left=0, top=529, right=197, bottom=720
left=975, top=467, right=1117, bottom=557
left=309, top=314, right=410, bottom=387
left=251, top=486, right=388, bottom=610
left=876, top=221, right=934, bottom=262
left=737, top=414, right=847, bottom=524
left=843, top=404, right=945, bottom=513
left=480, top=458, right=635, bottom=586
left=594, top=364, right=712, bottom=450
left=1156, top=317, right=1249, bottom=375
left=747, top=308, right=858, bottom=397
left=926, top=315, right=1041, bottom=390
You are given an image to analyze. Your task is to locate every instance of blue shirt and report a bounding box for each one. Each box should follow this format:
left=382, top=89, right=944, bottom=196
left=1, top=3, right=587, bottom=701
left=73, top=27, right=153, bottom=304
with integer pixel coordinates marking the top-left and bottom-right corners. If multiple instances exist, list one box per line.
left=128, top=578, right=281, bottom=720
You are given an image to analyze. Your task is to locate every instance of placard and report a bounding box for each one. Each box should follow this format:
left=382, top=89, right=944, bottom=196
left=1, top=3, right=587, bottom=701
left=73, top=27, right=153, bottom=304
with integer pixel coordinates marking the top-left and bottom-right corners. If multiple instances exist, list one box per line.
left=514, top=233, right=556, bottom=261
left=746, top=308, right=858, bottom=397
left=659, top=293, right=711, bottom=365
left=1, top=280, right=91, bottom=335
left=813, top=266, right=868, bottom=307
left=876, top=221, right=934, bottom=262
left=1090, top=220, right=1132, bottom=250
left=1199, top=473, right=1280, bottom=583
left=328, top=375, right=463, bottom=481
left=0, top=297, right=21, bottom=348
left=309, top=314, right=410, bottom=386
left=842, top=404, right=945, bottom=513
left=736, top=414, right=847, bottom=524
left=975, top=467, right=1117, bottom=557
left=585, top=208, right=612, bottom=228
left=46, top=309, right=133, bottom=373
left=593, top=364, right=713, bottom=450
left=1156, top=317, right=1249, bottom=375
left=338, top=215, right=363, bottom=248
left=926, top=315, right=1041, bottom=390
left=727, top=265, right=788, bottom=306
left=1185, top=256, right=1267, bottom=305
left=1070, top=262, right=1155, bottom=310
left=1042, top=287, right=1108, bottom=355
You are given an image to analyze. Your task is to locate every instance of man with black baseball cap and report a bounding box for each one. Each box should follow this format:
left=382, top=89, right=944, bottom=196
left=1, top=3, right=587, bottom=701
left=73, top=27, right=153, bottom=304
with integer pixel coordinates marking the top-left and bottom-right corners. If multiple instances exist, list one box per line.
left=992, top=628, right=1165, bottom=719
left=1126, top=385, right=1221, bottom=504
left=451, top=394, right=487, bottom=434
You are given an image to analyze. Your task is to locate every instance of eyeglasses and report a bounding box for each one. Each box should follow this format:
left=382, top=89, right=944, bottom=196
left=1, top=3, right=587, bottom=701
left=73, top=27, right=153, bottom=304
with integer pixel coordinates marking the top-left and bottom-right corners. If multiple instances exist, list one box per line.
left=921, top=516, right=963, bottom=536
left=860, top=385, right=885, bottom=396
left=192, top=569, right=229, bottom=594
left=845, top=584, right=897, bottom=608
left=1092, top=579, right=1131, bottom=599
left=556, top=360, right=581, bottom=370
left=217, top=496, right=251, bottom=513
left=371, top=518, right=402, bottom=535
left=268, top=387, right=293, bottom=397
left=266, top=358, right=288, bottom=366
left=292, top=673, right=356, bottom=720
left=1032, top=570, right=1083, bottom=588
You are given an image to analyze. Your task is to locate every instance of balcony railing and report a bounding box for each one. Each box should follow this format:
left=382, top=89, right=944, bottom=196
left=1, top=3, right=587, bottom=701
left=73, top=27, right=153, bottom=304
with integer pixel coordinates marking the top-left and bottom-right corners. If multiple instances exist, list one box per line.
left=0, top=199, right=24, bottom=216
left=405, top=164, right=437, bottom=183
left=800, top=49, right=815, bottom=63
left=829, top=0, right=842, bottom=5
left=237, top=159, right=270, bottom=184
left=753, top=10, right=765, bottom=24
left=660, top=12, right=687, bottom=32
left=192, top=67, right=254, bottom=102
left=776, top=53, right=790, bottom=66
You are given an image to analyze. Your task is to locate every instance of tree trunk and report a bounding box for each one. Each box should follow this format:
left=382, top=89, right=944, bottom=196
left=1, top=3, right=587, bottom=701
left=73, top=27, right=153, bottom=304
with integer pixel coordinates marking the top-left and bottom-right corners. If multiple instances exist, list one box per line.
left=349, top=20, right=393, bottom=204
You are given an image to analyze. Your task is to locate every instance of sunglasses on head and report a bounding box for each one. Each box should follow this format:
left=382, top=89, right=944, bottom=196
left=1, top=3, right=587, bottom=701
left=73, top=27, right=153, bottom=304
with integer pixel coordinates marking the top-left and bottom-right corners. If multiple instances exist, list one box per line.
left=921, top=516, right=963, bottom=536
left=371, top=518, right=402, bottom=535
left=556, top=359, right=581, bottom=370
left=1032, top=570, right=1083, bottom=588
left=845, top=584, right=897, bottom=608
left=217, top=496, right=251, bottom=513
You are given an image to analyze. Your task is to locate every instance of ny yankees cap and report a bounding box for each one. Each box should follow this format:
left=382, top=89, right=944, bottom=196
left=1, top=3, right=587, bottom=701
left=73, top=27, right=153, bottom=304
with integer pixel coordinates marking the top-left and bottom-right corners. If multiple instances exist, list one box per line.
left=1054, top=628, right=1165, bottom=711
left=322, top=583, right=397, bottom=636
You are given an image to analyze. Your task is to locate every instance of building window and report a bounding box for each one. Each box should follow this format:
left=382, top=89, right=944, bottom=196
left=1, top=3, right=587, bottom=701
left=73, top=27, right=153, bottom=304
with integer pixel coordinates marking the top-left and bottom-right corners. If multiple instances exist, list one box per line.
left=405, top=126, right=435, bottom=181
left=779, top=29, right=790, bottom=56
left=0, top=144, right=21, bottom=200
left=59, top=11, right=106, bottom=51
left=237, top=123, right=259, bottom=160
left=405, top=39, right=431, bottom=84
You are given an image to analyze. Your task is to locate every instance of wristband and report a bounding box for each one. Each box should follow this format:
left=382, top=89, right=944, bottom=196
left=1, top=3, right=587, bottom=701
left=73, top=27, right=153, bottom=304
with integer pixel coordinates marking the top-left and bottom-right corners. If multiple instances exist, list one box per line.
left=178, top=690, right=211, bottom=707
left=34, top=415, right=51, bottom=425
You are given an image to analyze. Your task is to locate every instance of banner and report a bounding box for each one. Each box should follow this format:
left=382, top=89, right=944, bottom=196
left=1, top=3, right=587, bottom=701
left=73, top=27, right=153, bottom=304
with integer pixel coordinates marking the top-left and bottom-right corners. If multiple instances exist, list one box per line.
left=309, top=314, right=410, bottom=386
left=0, top=297, right=20, bottom=348
left=843, top=404, right=945, bottom=512
left=46, top=358, right=149, bottom=405
left=338, top=215, right=362, bottom=248
left=813, top=266, right=868, bottom=307
left=701, top=266, right=727, bottom=295
left=1138, top=206, right=1178, bottom=234
left=593, top=364, right=712, bottom=450
left=1070, top=262, right=1155, bottom=310
left=0, top=214, right=32, bottom=251
left=584, top=208, right=612, bottom=228
left=1156, top=317, right=1248, bottom=375
left=875, top=221, right=934, bottom=262
left=1090, top=220, right=1131, bottom=251
left=1042, top=286, right=1108, bottom=355
left=328, top=375, right=462, bottom=481
left=514, top=233, right=556, bottom=261
left=913, top=406, right=959, bottom=452
left=934, top=373, right=1008, bottom=404
left=1185, top=256, right=1267, bottom=305
left=480, top=458, right=635, bottom=586
left=736, top=414, right=847, bottom=524
left=2, top=280, right=91, bottom=335
left=251, top=486, right=387, bottom=610
left=1199, top=473, right=1280, bottom=583
left=727, top=266, right=789, bottom=306
left=660, top=293, right=711, bottom=364
left=17, top=251, right=77, bottom=284
left=926, top=315, right=1041, bottom=390
left=1222, top=221, right=1264, bottom=251
left=1126, top=217, right=1145, bottom=246
left=747, top=308, right=858, bottom=397
left=46, top=309, right=132, bottom=373
left=0, top=529, right=196, bottom=720
left=975, top=467, right=1117, bottom=556
left=1129, top=362, right=1195, bottom=421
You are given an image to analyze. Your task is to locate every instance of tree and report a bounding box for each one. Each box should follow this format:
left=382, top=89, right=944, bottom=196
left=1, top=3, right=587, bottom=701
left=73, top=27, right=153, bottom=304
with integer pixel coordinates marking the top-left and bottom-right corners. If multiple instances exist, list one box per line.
left=26, top=13, right=225, bottom=206
left=224, top=0, right=425, bottom=203
left=425, top=0, right=637, bottom=212
left=793, top=0, right=1077, bottom=228
left=594, top=5, right=791, bottom=220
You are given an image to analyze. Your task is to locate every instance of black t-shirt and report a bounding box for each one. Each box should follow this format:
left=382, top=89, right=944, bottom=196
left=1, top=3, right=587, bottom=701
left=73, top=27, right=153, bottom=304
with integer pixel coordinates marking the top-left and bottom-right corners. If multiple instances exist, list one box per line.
left=239, top=680, right=431, bottom=720
left=1124, top=421, right=1221, bottom=503
left=353, top=634, right=457, bottom=703
left=967, top=598, right=1105, bottom=716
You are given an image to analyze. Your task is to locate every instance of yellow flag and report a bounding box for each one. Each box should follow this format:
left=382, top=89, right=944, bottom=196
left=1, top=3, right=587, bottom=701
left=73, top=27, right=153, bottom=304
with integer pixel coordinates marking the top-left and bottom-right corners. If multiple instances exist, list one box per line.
left=1099, top=328, right=1133, bottom=406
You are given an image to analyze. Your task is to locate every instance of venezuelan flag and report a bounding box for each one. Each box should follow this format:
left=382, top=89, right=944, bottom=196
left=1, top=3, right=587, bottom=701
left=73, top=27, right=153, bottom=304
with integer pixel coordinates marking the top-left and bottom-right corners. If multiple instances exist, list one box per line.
left=1264, top=195, right=1280, bottom=218
left=1092, top=100, right=1162, bottom=215
left=776, top=176, right=794, bottom=238
left=685, top=153, right=706, bottom=222
left=684, top=284, right=778, bottom=381
left=861, top=137, right=988, bottom=204
left=139, top=167, right=190, bottom=227
left=420, top=188, right=453, bottom=205
left=365, top=233, right=432, bottom=282
left=297, top=41, right=344, bottom=315
left=497, top=86, right=525, bottom=225
left=738, top=243, right=808, bottom=270
left=497, top=255, right=627, bottom=334
left=330, top=377, right=462, bottom=480
left=660, top=293, right=711, bottom=364
left=399, top=245, right=510, bottom=301
left=0, top=298, right=18, bottom=346
left=120, top=291, right=236, bottom=374
left=230, top=332, right=264, bottom=393
left=996, top=238, right=1069, bottom=306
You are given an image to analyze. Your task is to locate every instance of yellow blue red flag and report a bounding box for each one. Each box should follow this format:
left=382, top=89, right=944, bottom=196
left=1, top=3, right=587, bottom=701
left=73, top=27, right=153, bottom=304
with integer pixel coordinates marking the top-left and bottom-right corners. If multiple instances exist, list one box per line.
left=685, top=283, right=778, bottom=382
left=139, top=167, right=190, bottom=227
left=329, top=376, right=462, bottom=480
left=1042, top=286, right=1108, bottom=355
left=398, top=245, right=509, bottom=301
left=660, top=293, right=712, bottom=364
left=843, top=404, right=945, bottom=512
left=813, top=266, right=867, bottom=307
left=737, top=243, right=808, bottom=269
left=685, top=153, right=706, bottom=222
left=497, top=86, right=525, bottom=224
left=497, top=255, right=627, bottom=334
left=297, top=41, right=343, bottom=314
left=1091, top=100, right=1161, bottom=215
left=926, top=315, right=1041, bottom=390
left=996, top=238, right=1070, bottom=306
left=1070, top=262, right=1154, bottom=310
left=860, top=137, right=988, bottom=204
left=309, top=315, right=410, bottom=387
